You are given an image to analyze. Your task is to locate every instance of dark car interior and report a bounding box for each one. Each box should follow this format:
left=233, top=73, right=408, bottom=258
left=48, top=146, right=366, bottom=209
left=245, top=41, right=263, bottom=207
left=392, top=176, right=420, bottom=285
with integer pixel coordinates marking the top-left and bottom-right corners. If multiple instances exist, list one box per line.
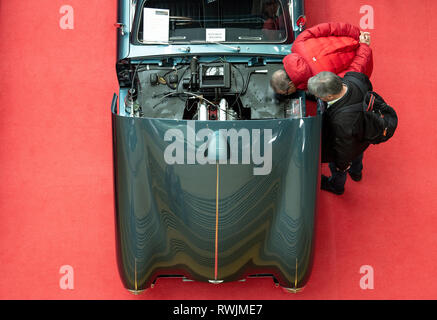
left=136, top=0, right=293, bottom=43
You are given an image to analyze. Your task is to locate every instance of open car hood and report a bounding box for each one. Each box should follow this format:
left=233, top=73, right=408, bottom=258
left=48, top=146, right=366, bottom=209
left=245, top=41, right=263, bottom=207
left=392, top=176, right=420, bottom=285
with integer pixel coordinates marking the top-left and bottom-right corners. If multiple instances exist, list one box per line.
left=112, top=115, right=321, bottom=289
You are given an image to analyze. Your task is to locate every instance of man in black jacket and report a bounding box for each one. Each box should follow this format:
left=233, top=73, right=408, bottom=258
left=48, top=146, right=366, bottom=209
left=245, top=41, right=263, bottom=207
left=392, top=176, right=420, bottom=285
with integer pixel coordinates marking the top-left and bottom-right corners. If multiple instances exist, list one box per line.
left=308, top=71, right=372, bottom=195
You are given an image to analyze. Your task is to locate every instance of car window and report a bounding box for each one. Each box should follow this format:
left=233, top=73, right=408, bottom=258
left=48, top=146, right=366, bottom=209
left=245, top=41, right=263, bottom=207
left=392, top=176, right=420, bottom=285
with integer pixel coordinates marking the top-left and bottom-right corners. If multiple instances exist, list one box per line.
left=135, top=0, right=293, bottom=44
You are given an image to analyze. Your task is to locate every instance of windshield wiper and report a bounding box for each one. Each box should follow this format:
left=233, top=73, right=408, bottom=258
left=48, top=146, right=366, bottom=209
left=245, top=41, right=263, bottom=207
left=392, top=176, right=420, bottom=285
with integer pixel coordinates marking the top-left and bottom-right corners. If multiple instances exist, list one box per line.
left=190, top=40, right=241, bottom=52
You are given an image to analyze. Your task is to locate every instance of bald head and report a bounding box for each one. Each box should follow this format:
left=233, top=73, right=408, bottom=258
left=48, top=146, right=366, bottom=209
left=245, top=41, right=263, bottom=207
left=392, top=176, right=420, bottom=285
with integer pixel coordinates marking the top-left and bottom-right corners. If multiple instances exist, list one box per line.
left=270, top=69, right=296, bottom=95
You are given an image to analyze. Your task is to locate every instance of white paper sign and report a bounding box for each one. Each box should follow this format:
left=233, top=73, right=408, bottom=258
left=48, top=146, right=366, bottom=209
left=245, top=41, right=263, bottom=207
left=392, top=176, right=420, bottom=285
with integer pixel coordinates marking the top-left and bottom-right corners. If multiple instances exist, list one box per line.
left=206, top=28, right=226, bottom=42
left=143, top=8, right=169, bottom=43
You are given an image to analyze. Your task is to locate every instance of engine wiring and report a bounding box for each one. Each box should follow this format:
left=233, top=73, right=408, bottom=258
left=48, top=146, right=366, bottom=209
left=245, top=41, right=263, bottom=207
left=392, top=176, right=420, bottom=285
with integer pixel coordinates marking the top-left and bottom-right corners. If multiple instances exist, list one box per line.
left=135, top=56, right=263, bottom=120
left=228, top=62, right=245, bottom=115
left=130, top=56, right=191, bottom=93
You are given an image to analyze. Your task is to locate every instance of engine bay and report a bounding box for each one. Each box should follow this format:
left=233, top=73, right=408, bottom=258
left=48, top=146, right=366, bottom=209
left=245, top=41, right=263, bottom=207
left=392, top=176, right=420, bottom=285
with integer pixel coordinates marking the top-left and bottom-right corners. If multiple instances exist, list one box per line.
left=117, top=56, right=304, bottom=121
left=120, top=56, right=304, bottom=120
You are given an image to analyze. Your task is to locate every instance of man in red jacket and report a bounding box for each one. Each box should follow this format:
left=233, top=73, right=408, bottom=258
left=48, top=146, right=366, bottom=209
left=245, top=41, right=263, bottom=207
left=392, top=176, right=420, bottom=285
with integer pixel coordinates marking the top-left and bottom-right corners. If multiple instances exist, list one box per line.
left=270, top=22, right=372, bottom=95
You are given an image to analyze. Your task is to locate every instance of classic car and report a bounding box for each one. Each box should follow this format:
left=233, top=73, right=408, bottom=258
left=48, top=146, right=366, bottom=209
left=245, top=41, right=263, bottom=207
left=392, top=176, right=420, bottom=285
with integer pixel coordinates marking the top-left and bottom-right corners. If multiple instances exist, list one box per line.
left=111, top=0, right=321, bottom=294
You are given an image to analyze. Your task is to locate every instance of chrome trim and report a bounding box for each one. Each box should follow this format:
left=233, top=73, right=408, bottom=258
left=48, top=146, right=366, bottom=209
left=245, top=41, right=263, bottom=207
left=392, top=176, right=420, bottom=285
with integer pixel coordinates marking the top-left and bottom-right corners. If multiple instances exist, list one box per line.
left=208, top=280, right=224, bottom=284
left=238, top=36, right=262, bottom=41
left=283, top=287, right=304, bottom=293
left=289, top=0, right=296, bottom=31
left=115, top=22, right=127, bottom=36
left=130, top=0, right=137, bottom=32
left=127, top=289, right=146, bottom=295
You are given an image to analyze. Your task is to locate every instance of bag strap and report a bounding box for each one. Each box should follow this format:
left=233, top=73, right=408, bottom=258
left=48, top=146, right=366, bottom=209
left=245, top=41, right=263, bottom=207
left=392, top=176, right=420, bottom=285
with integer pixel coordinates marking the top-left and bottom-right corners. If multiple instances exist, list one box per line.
left=366, top=94, right=376, bottom=111
left=344, top=76, right=377, bottom=112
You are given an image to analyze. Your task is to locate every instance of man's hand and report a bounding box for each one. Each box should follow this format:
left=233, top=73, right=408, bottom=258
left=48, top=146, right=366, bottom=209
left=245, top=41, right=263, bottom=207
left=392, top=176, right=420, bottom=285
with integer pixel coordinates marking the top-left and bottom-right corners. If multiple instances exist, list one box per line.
left=360, top=31, right=371, bottom=46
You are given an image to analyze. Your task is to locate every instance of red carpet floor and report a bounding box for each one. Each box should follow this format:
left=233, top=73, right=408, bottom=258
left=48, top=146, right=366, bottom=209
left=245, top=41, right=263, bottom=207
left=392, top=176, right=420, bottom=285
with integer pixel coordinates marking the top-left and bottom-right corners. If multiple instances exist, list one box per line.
left=0, top=0, right=436, bottom=299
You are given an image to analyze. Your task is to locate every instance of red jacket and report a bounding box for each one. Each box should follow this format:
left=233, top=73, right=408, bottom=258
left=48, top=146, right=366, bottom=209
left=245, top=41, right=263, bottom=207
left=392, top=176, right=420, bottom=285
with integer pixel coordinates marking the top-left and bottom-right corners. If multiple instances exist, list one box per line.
left=283, top=22, right=373, bottom=90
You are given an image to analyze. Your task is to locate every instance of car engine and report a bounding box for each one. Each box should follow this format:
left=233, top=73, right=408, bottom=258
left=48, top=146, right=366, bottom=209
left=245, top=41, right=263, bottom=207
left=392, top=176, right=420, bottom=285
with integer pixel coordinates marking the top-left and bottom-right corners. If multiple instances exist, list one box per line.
left=122, top=56, right=302, bottom=120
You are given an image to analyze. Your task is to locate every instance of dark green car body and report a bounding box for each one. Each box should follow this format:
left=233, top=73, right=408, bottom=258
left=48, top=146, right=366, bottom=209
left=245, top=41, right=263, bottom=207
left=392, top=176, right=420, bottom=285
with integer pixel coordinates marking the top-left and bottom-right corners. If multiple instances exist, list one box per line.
left=112, top=0, right=321, bottom=293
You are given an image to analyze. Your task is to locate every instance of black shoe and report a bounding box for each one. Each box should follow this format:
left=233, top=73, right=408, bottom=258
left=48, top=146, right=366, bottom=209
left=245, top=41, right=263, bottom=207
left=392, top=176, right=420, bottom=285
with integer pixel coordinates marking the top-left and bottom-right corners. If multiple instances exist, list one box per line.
left=321, top=175, right=344, bottom=195
left=348, top=171, right=362, bottom=182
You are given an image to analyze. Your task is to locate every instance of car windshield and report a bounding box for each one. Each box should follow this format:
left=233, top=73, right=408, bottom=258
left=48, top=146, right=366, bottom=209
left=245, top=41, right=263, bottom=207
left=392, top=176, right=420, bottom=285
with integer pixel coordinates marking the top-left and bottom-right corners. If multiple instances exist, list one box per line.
left=136, top=0, right=293, bottom=44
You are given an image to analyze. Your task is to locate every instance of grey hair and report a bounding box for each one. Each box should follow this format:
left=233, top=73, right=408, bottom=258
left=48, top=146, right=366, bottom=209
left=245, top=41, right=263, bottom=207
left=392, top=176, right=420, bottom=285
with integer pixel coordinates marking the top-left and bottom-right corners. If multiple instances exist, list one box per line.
left=270, top=69, right=291, bottom=92
left=307, top=71, right=343, bottom=98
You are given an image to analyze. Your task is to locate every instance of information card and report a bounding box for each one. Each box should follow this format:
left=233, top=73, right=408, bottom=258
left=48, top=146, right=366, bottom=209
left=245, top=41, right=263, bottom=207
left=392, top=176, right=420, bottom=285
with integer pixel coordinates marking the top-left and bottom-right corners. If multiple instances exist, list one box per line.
left=143, top=8, right=169, bottom=43
left=206, top=28, right=226, bottom=42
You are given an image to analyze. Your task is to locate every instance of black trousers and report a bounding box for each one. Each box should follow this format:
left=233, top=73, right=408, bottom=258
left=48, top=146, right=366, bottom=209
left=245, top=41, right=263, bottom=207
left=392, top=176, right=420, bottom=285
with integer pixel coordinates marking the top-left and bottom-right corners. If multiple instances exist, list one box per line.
left=328, top=153, right=364, bottom=190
